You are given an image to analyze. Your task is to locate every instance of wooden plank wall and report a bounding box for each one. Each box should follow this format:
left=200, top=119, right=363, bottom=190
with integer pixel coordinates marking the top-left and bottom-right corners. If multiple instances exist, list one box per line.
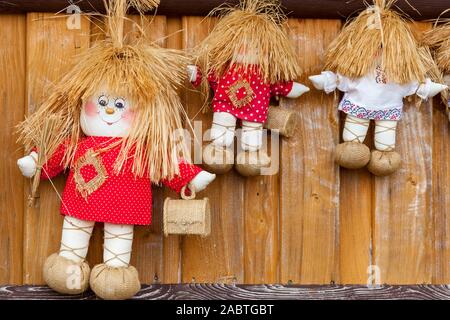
left=0, top=14, right=449, bottom=286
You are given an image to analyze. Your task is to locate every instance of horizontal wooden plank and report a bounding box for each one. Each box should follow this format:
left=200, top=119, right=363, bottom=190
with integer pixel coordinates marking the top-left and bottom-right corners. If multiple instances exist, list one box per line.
left=0, top=0, right=449, bottom=19
left=1, top=284, right=450, bottom=300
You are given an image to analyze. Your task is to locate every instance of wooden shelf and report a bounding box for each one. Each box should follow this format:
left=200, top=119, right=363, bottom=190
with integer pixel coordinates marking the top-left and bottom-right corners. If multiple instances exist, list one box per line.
left=1, top=284, right=450, bottom=300
left=0, top=0, right=449, bottom=19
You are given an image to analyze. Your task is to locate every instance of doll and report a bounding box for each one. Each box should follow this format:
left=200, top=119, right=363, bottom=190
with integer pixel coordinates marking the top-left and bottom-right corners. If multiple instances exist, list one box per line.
left=16, top=0, right=215, bottom=300
left=423, top=20, right=450, bottom=116
left=187, top=0, right=309, bottom=176
left=309, top=0, right=447, bottom=176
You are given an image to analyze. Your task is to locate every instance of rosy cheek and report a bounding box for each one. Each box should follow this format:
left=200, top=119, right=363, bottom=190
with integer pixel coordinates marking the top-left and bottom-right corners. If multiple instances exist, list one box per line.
left=84, top=101, right=98, bottom=117
left=122, top=110, right=134, bottom=123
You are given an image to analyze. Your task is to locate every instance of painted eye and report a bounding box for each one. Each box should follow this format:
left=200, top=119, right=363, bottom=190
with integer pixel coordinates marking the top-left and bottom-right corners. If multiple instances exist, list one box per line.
left=98, top=95, right=108, bottom=107
left=115, top=98, right=126, bottom=109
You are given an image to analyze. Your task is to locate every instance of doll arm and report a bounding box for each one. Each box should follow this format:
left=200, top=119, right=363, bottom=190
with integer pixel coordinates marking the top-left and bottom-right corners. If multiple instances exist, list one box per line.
left=187, top=65, right=219, bottom=91
left=17, top=151, right=38, bottom=178
left=271, top=81, right=310, bottom=98
left=17, top=142, right=67, bottom=180
left=187, top=65, right=202, bottom=87
left=414, top=78, right=448, bottom=100
left=270, top=81, right=294, bottom=97
left=309, top=71, right=353, bottom=94
left=161, top=161, right=216, bottom=193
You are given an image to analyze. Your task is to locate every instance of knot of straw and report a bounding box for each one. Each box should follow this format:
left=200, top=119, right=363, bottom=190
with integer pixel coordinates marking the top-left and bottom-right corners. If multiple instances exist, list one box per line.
left=104, top=0, right=160, bottom=49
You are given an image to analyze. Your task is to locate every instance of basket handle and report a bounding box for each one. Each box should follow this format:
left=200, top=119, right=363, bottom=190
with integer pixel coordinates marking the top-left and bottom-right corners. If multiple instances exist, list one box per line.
left=181, top=185, right=196, bottom=200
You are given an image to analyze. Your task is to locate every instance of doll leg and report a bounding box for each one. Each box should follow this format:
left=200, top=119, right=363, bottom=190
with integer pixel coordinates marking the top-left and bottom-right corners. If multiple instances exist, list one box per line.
left=335, top=114, right=371, bottom=169
left=203, top=112, right=236, bottom=174
left=241, top=121, right=263, bottom=152
left=235, top=121, right=270, bottom=177
left=368, top=120, right=401, bottom=176
left=43, top=216, right=94, bottom=295
left=90, top=223, right=140, bottom=300
left=210, top=112, right=236, bottom=147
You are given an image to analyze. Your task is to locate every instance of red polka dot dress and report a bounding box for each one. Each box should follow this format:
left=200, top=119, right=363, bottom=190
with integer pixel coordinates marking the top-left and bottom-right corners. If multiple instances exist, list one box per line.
left=39, top=136, right=202, bottom=226
left=193, top=64, right=294, bottom=123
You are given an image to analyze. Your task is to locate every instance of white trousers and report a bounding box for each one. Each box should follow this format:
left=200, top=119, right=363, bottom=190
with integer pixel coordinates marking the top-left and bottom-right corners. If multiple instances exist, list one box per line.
left=59, top=216, right=134, bottom=268
left=343, top=115, right=397, bottom=151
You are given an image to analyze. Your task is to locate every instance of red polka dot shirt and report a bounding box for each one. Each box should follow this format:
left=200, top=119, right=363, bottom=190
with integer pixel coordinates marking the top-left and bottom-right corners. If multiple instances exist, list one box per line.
left=39, top=136, right=202, bottom=226
left=192, top=64, right=294, bottom=123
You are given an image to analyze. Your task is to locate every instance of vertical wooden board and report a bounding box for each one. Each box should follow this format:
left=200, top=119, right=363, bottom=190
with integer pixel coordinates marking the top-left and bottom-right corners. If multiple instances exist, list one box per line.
left=373, top=22, right=433, bottom=285
left=338, top=170, right=373, bottom=284
left=24, top=13, right=90, bottom=284
left=280, top=19, right=341, bottom=284
left=243, top=174, right=279, bottom=283
left=180, top=17, right=245, bottom=283
left=127, top=15, right=168, bottom=284
left=432, top=100, right=450, bottom=284
left=338, top=114, right=374, bottom=284
left=162, top=17, right=184, bottom=284
left=0, top=14, right=26, bottom=285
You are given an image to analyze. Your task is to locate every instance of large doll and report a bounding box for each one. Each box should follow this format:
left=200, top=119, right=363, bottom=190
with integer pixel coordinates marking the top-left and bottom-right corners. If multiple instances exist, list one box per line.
left=188, top=0, right=309, bottom=176
left=16, top=0, right=215, bottom=300
left=423, top=20, right=450, bottom=116
left=309, top=0, right=447, bottom=176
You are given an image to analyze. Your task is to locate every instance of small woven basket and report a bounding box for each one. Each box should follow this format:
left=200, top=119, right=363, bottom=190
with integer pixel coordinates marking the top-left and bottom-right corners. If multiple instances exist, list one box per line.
left=163, top=185, right=211, bottom=237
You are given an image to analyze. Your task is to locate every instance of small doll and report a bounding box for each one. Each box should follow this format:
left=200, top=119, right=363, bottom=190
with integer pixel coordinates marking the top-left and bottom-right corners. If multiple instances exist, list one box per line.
left=188, top=0, right=309, bottom=176
left=423, top=20, right=450, bottom=116
left=309, top=0, right=447, bottom=176
left=16, top=0, right=215, bottom=300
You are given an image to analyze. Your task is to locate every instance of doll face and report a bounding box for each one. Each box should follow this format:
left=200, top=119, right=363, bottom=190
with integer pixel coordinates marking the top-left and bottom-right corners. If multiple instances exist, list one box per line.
left=80, top=89, right=134, bottom=137
left=234, top=44, right=259, bottom=65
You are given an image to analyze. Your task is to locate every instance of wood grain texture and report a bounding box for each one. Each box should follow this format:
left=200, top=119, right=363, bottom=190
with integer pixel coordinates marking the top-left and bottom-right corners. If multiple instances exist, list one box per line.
left=244, top=175, right=279, bottom=283
left=180, top=17, right=245, bottom=284
left=126, top=15, right=168, bottom=285
left=23, top=13, right=91, bottom=284
left=162, top=17, right=184, bottom=284
left=280, top=19, right=341, bottom=284
left=1, top=0, right=449, bottom=20
left=373, top=23, right=434, bottom=284
left=1, top=13, right=450, bottom=287
left=338, top=117, right=374, bottom=284
left=432, top=99, right=450, bottom=284
left=0, top=14, right=26, bottom=285
left=1, top=284, right=450, bottom=300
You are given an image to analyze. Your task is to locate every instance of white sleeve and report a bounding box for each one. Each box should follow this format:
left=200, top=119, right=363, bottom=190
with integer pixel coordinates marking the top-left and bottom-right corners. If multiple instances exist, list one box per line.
left=403, top=81, right=419, bottom=97
left=309, top=71, right=355, bottom=94
left=336, top=73, right=354, bottom=93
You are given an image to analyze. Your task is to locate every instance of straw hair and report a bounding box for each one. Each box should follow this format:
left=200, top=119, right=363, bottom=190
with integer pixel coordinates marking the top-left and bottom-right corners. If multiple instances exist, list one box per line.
left=194, top=0, right=301, bottom=104
left=423, top=22, right=450, bottom=73
left=17, top=0, right=192, bottom=183
left=422, top=17, right=450, bottom=103
left=24, top=113, right=70, bottom=206
left=105, top=0, right=159, bottom=49
left=325, top=0, right=428, bottom=84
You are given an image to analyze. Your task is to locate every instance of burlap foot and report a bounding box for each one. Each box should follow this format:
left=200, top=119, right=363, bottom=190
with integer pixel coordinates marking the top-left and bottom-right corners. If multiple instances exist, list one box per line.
left=43, top=253, right=90, bottom=295
left=335, top=142, right=370, bottom=169
left=367, top=150, right=401, bottom=176
left=202, top=143, right=234, bottom=174
left=90, top=264, right=141, bottom=300
left=235, top=150, right=271, bottom=177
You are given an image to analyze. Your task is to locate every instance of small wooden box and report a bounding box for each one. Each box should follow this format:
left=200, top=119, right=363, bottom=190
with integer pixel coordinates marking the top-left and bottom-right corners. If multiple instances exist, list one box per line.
left=264, top=106, right=298, bottom=138
left=163, top=197, right=211, bottom=236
